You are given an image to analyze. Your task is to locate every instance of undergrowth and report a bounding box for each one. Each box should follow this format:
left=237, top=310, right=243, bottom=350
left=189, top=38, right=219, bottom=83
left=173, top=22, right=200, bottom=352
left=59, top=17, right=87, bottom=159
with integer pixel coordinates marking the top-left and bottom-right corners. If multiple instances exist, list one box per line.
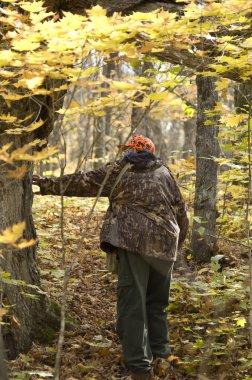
left=9, top=196, right=252, bottom=380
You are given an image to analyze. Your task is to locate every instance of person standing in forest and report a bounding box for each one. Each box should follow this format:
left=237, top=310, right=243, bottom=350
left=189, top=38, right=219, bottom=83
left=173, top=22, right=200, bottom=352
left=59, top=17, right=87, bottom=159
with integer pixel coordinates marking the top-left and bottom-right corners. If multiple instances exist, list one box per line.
left=33, top=135, right=189, bottom=380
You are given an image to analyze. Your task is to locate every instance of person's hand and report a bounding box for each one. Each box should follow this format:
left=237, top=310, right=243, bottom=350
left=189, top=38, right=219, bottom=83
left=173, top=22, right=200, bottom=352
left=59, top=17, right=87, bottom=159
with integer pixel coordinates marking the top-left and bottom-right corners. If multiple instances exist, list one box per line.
left=32, top=175, right=43, bottom=187
left=32, top=175, right=45, bottom=194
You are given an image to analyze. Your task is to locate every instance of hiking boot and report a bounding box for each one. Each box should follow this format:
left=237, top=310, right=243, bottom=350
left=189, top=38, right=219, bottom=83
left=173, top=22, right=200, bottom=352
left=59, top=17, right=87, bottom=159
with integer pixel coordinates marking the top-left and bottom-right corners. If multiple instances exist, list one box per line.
left=153, top=357, right=170, bottom=377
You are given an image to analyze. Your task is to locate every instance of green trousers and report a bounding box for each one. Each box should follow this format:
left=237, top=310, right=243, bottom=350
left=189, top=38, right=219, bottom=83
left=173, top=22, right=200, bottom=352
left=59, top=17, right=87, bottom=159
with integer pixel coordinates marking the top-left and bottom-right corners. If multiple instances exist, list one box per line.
left=117, top=248, right=173, bottom=373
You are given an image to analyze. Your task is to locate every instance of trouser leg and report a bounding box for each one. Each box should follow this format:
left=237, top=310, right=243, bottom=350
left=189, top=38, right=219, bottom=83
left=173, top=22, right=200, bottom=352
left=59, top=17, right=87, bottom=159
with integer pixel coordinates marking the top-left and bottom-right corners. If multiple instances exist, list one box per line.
left=116, top=249, right=152, bottom=373
left=146, top=259, right=173, bottom=358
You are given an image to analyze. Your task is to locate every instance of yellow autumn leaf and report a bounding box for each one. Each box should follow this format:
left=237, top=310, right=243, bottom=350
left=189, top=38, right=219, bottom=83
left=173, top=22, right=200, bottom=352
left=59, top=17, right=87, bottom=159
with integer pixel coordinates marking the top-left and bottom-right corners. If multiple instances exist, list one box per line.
left=215, top=78, right=229, bottom=91
left=149, top=92, right=168, bottom=101
left=242, top=37, right=252, bottom=48
left=221, top=114, right=248, bottom=127
left=30, top=10, right=54, bottom=24
left=236, top=318, right=246, bottom=328
left=168, top=355, right=180, bottom=363
left=80, top=67, right=99, bottom=78
left=12, top=39, right=40, bottom=52
left=31, top=146, right=58, bottom=161
left=128, top=10, right=159, bottom=22
left=87, top=5, right=107, bottom=19
left=112, top=81, right=136, bottom=90
left=1, top=93, right=28, bottom=101
left=0, top=70, right=17, bottom=78
left=25, top=119, right=44, bottom=132
left=11, top=145, right=58, bottom=162
left=0, top=151, right=11, bottom=164
left=15, top=239, right=37, bottom=249
left=69, top=100, right=81, bottom=108
left=5, top=128, right=24, bottom=135
left=0, top=113, right=17, bottom=123
left=0, top=222, right=25, bottom=245
left=0, top=50, right=18, bottom=66
left=0, top=309, right=7, bottom=320
left=20, top=1, right=45, bottom=13
left=7, top=165, right=28, bottom=180
left=23, top=75, right=44, bottom=90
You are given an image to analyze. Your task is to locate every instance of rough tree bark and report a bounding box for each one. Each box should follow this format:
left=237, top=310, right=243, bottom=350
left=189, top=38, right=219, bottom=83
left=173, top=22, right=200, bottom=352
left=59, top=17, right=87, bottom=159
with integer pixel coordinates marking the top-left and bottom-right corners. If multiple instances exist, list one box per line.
left=0, top=84, right=64, bottom=358
left=93, top=60, right=112, bottom=168
left=234, top=83, right=252, bottom=113
left=191, top=76, right=220, bottom=262
left=182, top=117, right=196, bottom=158
left=0, top=329, right=8, bottom=380
left=0, top=148, right=44, bottom=358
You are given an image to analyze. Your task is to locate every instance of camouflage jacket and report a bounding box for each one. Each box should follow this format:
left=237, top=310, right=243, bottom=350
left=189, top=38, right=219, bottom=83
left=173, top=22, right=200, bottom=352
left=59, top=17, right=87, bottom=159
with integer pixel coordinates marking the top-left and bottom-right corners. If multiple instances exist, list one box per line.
left=38, top=156, right=189, bottom=262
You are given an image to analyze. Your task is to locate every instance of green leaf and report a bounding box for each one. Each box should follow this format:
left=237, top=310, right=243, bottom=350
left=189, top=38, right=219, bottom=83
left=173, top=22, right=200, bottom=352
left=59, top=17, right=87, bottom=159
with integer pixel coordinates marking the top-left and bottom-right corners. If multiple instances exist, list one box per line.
left=236, top=317, right=246, bottom=328
left=194, top=339, right=203, bottom=348
left=197, top=226, right=205, bottom=236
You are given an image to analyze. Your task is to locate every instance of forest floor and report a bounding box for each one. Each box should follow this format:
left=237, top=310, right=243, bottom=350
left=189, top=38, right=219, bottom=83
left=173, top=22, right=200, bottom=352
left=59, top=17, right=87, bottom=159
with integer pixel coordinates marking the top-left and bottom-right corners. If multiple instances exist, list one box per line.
left=9, top=196, right=252, bottom=380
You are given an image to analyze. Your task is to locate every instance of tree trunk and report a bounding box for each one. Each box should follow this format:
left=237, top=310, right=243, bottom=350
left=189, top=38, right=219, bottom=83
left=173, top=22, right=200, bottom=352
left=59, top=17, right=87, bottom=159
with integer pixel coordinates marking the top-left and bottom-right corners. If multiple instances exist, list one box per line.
left=182, top=117, right=196, bottom=158
left=234, top=83, right=252, bottom=113
left=93, top=59, right=115, bottom=168
left=93, top=117, right=105, bottom=169
left=0, top=136, right=48, bottom=359
left=0, top=78, right=64, bottom=357
left=191, top=76, right=220, bottom=263
left=0, top=330, right=8, bottom=380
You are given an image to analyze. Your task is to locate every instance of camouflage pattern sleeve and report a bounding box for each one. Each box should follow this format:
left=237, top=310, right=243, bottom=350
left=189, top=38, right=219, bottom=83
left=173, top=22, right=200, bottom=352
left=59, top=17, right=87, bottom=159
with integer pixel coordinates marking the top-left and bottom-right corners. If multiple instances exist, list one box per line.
left=175, top=192, right=190, bottom=249
left=38, top=161, right=124, bottom=197
left=165, top=165, right=189, bottom=248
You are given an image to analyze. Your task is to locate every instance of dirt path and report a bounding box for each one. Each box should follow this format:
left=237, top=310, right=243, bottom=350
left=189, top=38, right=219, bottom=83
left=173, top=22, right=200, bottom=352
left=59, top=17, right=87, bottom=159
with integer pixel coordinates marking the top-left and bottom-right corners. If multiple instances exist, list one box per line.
left=9, top=196, right=250, bottom=380
left=10, top=197, right=133, bottom=379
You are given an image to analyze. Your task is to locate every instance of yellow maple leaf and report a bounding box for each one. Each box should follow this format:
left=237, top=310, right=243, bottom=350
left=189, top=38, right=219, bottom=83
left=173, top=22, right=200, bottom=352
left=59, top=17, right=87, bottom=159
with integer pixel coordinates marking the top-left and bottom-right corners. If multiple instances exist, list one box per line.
left=0, top=143, right=12, bottom=163
left=12, top=39, right=40, bottom=52
left=6, top=128, right=25, bottom=135
left=11, top=144, right=58, bottom=162
left=0, top=113, right=17, bottom=123
left=112, top=81, right=137, bottom=90
left=221, top=114, right=248, bottom=127
left=20, top=1, right=45, bottom=13
left=25, top=119, right=44, bottom=132
left=215, top=78, right=229, bottom=91
left=7, top=165, right=28, bottom=180
left=30, top=10, right=54, bottom=24
left=0, top=70, right=16, bottom=78
left=23, top=75, right=44, bottom=90
left=168, top=354, right=180, bottom=363
left=87, top=5, right=107, bottom=19
left=128, top=10, right=159, bottom=22
left=0, top=222, right=25, bottom=245
left=242, top=37, right=252, bottom=49
left=149, top=92, right=168, bottom=101
left=15, top=239, right=37, bottom=249
left=0, top=50, right=18, bottom=66
left=0, top=308, right=7, bottom=320
left=1, top=93, right=28, bottom=101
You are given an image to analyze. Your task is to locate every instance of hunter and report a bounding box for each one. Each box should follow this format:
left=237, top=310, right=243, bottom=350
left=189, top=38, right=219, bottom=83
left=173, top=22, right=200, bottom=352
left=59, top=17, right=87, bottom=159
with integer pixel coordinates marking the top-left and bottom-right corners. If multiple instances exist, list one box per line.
left=33, top=135, right=189, bottom=380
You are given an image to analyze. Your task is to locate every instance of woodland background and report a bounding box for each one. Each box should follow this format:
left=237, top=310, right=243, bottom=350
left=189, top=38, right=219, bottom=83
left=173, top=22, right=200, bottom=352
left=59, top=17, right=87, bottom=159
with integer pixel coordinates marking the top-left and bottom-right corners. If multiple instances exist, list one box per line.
left=0, top=0, right=251, bottom=379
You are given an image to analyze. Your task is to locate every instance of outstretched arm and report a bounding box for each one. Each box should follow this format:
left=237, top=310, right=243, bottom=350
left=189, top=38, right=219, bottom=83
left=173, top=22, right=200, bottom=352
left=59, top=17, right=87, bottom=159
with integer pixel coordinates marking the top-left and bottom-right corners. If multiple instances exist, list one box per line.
left=175, top=191, right=189, bottom=249
left=33, top=161, right=125, bottom=197
left=166, top=166, right=189, bottom=248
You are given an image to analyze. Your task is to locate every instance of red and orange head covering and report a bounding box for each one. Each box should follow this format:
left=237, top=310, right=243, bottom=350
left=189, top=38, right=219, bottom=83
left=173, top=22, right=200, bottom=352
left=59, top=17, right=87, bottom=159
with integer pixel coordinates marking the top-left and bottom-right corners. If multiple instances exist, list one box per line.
left=118, top=135, right=155, bottom=153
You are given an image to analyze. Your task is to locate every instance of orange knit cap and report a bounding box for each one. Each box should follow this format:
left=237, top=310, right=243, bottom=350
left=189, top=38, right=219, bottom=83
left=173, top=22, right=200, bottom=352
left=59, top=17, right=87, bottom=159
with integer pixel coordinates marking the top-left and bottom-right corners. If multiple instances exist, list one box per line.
left=118, top=135, right=155, bottom=153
